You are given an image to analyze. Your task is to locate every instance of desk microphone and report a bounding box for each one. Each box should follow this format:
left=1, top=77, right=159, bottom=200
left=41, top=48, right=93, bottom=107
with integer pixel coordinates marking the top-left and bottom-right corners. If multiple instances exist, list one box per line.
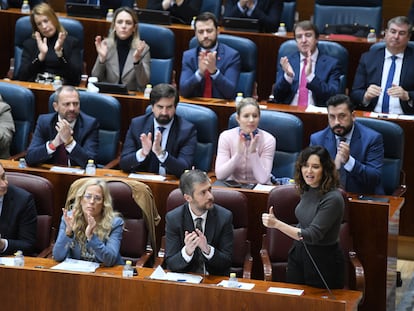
left=297, top=231, right=336, bottom=300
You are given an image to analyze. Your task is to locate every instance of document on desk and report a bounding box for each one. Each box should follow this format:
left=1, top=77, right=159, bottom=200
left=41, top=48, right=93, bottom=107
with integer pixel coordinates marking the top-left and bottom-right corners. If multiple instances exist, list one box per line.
left=0, top=257, right=16, bottom=266
left=267, top=287, right=304, bottom=295
left=128, top=173, right=166, bottom=181
left=217, top=280, right=255, bottom=290
left=51, top=258, right=100, bottom=273
left=149, top=265, right=203, bottom=284
left=253, top=184, right=276, bottom=192
left=50, top=166, right=85, bottom=174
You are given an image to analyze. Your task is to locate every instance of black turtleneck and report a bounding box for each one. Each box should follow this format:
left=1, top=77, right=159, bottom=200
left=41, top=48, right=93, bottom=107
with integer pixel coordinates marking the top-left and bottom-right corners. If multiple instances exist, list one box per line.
left=116, top=36, right=133, bottom=84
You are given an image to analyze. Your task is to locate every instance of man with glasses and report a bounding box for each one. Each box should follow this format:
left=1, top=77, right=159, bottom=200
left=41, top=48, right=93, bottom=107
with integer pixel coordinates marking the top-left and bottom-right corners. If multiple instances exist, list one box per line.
left=26, top=85, right=99, bottom=168
left=273, top=20, right=342, bottom=107
left=179, top=12, right=241, bottom=100
left=351, top=16, right=414, bottom=115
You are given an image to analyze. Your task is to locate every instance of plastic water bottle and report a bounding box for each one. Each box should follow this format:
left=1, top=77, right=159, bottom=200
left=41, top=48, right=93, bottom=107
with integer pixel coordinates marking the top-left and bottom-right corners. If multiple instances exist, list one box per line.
left=52, top=76, right=62, bottom=90
left=122, top=260, right=134, bottom=278
left=18, top=158, right=27, bottom=168
left=87, top=76, right=99, bottom=93
left=14, top=250, right=25, bottom=267
left=144, top=84, right=152, bottom=98
left=21, top=0, right=30, bottom=14
left=235, top=92, right=243, bottom=105
left=277, top=23, right=287, bottom=36
left=367, top=29, right=376, bottom=43
left=85, top=159, right=96, bottom=175
left=191, top=16, right=196, bottom=29
left=228, top=272, right=239, bottom=288
left=106, top=9, right=114, bottom=22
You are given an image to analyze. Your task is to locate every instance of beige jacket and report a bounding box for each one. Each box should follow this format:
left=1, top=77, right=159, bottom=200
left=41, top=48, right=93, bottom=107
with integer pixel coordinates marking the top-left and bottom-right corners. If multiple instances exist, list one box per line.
left=0, top=96, right=15, bottom=159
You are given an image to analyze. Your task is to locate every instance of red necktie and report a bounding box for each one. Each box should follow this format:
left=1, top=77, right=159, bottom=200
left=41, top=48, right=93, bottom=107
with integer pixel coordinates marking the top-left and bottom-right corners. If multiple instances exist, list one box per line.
left=298, top=58, right=308, bottom=107
left=203, top=70, right=212, bottom=98
left=55, top=144, right=68, bottom=166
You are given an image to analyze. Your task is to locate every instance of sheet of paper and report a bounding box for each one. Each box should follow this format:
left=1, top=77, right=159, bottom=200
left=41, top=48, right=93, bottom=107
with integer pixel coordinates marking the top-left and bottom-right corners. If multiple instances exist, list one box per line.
left=51, top=258, right=100, bottom=273
left=149, top=266, right=203, bottom=284
left=253, top=184, right=276, bottom=192
left=217, top=280, right=255, bottom=290
left=0, top=257, right=16, bottom=266
left=267, top=287, right=304, bottom=295
left=50, top=166, right=85, bottom=174
left=305, top=105, right=327, bottom=114
left=128, top=173, right=166, bottom=181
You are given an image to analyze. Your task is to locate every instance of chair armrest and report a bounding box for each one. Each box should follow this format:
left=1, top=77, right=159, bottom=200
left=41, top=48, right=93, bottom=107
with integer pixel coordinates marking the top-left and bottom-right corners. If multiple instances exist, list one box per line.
left=153, top=235, right=166, bottom=268
left=135, top=249, right=153, bottom=268
left=37, top=244, right=54, bottom=258
left=9, top=150, right=27, bottom=161
left=242, top=240, right=253, bottom=279
left=103, top=156, right=120, bottom=169
left=260, top=234, right=272, bottom=281
left=348, top=251, right=365, bottom=304
left=392, top=170, right=407, bottom=197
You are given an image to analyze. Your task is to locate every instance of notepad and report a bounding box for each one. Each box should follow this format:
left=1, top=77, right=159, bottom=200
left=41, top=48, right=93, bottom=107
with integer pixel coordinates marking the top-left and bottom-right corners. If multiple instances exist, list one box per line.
left=51, top=258, right=100, bottom=273
left=149, top=265, right=203, bottom=284
left=267, top=287, right=304, bottom=295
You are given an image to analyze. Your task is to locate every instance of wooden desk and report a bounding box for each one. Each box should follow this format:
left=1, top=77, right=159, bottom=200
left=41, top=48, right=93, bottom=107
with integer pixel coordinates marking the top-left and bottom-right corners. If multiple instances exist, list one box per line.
left=0, top=9, right=372, bottom=100
left=0, top=159, right=402, bottom=311
left=0, top=257, right=361, bottom=311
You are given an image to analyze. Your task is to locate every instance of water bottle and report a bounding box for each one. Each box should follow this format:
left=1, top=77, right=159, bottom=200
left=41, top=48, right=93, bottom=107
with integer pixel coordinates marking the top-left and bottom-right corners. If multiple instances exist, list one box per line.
left=106, top=9, right=114, bottom=22
left=228, top=272, right=239, bottom=288
left=143, top=84, right=152, bottom=98
left=191, top=16, right=196, bottom=29
left=235, top=92, right=243, bottom=105
left=18, top=158, right=27, bottom=168
left=277, top=23, right=287, bottom=36
left=367, top=29, right=376, bottom=43
left=87, top=76, right=99, bottom=93
left=122, top=260, right=134, bottom=278
left=52, top=76, right=62, bottom=90
left=21, top=0, right=30, bottom=14
left=85, top=159, right=96, bottom=175
left=14, top=250, right=25, bottom=267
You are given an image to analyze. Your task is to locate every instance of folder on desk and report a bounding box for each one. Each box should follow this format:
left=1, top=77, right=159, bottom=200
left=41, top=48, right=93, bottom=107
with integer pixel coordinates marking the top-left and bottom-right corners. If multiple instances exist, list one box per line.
left=92, top=82, right=130, bottom=95
left=66, top=3, right=106, bottom=19
left=135, top=8, right=172, bottom=25
left=222, top=17, right=260, bottom=33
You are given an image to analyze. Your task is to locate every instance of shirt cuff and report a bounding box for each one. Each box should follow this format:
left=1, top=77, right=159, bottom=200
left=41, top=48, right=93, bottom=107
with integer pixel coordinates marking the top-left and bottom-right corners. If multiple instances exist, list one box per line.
left=284, top=72, right=294, bottom=84
left=344, top=156, right=355, bottom=172
left=203, top=245, right=215, bottom=259
left=181, top=246, right=193, bottom=263
left=65, top=140, right=76, bottom=153
left=1, top=239, right=8, bottom=253
left=136, top=149, right=147, bottom=162
left=157, top=151, right=168, bottom=163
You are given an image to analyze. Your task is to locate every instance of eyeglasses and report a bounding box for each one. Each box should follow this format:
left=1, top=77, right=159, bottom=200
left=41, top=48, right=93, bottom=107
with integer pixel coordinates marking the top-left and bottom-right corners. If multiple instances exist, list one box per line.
left=83, top=194, right=103, bottom=203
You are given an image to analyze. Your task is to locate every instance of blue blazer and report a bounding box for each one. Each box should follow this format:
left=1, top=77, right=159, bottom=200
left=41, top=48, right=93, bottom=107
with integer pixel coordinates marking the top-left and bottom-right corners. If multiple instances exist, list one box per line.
left=310, top=122, right=384, bottom=195
left=26, top=112, right=99, bottom=168
left=165, top=203, right=233, bottom=276
left=120, top=112, right=197, bottom=178
left=273, top=52, right=341, bottom=106
left=350, top=46, right=414, bottom=114
left=0, top=185, right=37, bottom=256
left=53, top=216, right=124, bottom=267
left=179, top=43, right=241, bottom=100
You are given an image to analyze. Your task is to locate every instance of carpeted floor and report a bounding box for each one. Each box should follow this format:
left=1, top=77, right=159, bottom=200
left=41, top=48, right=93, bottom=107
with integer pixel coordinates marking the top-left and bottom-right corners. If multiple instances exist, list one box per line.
left=396, top=260, right=414, bottom=311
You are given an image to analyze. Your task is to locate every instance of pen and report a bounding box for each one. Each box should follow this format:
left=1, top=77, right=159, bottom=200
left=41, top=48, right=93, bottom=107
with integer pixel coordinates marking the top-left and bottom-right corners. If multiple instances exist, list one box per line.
left=177, top=279, right=187, bottom=282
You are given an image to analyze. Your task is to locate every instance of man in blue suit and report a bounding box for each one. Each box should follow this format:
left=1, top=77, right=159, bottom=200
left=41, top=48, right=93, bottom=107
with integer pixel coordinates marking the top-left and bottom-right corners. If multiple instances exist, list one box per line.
left=273, top=20, right=341, bottom=107
left=310, top=94, right=384, bottom=195
left=350, top=16, right=414, bottom=115
left=0, top=162, right=37, bottom=256
left=179, top=12, right=241, bottom=100
left=120, top=83, right=197, bottom=178
left=165, top=169, right=233, bottom=276
left=26, top=85, right=99, bottom=168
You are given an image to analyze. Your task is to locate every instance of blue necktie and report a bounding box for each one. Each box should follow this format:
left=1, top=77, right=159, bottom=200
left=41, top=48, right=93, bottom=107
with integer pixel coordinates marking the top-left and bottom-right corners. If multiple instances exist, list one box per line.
left=382, top=55, right=397, bottom=113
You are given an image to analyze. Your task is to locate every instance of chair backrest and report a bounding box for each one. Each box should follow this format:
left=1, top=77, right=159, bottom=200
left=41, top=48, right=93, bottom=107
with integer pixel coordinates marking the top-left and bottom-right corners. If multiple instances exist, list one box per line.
left=276, top=39, right=349, bottom=94
left=200, top=0, right=222, bottom=19
left=313, top=0, right=383, bottom=35
left=166, top=187, right=250, bottom=277
left=5, top=172, right=54, bottom=256
left=356, top=117, right=404, bottom=195
left=145, top=102, right=218, bottom=171
left=369, top=41, right=414, bottom=52
left=14, top=16, right=84, bottom=79
left=189, top=34, right=257, bottom=97
left=280, top=1, right=296, bottom=32
left=228, top=110, right=303, bottom=178
left=48, top=90, right=121, bottom=166
left=138, top=23, right=175, bottom=85
left=0, top=82, right=35, bottom=156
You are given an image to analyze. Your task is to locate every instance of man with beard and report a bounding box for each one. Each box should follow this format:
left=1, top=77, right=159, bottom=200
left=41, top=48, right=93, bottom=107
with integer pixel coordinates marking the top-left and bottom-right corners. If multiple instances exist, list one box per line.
left=179, top=12, right=241, bottom=100
left=165, top=169, right=233, bottom=276
left=26, top=85, right=99, bottom=168
left=120, top=83, right=197, bottom=178
left=310, top=94, right=384, bottom=194
left=351, top=16, right=414, bottom=115
left=273, top=20, right=341, bottom=107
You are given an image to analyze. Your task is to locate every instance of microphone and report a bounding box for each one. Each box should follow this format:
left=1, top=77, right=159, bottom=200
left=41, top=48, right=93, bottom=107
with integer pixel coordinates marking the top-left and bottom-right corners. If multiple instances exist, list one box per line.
left=297, top=231, right=336, bottom=300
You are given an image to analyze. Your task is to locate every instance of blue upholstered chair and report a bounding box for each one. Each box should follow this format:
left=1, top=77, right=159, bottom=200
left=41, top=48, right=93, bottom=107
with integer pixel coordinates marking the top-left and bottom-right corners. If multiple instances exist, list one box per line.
left=139, top=23, right=175, bottom=85
left=200, top=0, right=222, bottom=19
left=228, top=110, right=303, bottom=178
left=189, top=34, right=257, bottom=97
left=313, top=0, right=383, bottom=35
left=369, top=41, right=414, bottom=52
left=13, top=16, right=84, bottom=79
left=280, top=0, right=296, bottom=32
left=0, top=82, right=35, bottom=156
left=276, top=39, right=349, bottom=94
left=146, top=102, right=218, bottom=172
left=48, top=91, right=121, bottom=167
left=356, top=117, right=405, bottom=196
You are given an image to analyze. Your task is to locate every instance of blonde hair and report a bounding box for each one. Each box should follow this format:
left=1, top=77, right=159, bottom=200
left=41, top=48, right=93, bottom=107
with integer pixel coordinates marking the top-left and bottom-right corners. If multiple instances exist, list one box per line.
left=106, top=6, right=140, bottom=49
left=30, top=3, right=66, bottom=37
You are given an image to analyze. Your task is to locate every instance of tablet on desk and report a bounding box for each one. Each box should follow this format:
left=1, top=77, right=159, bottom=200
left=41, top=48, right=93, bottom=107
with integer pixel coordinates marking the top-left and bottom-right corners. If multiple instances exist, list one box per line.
left=134, top=8, right=171, bottom=25
left=66, top=3, right=106, bottom=19
left=93, top=82, right=130, bottom=95
left=222, top=17, right=260, bottom=33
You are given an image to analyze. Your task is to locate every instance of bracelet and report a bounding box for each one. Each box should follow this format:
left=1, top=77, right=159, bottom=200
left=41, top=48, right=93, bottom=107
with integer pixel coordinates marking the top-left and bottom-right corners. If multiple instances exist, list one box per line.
left=48, top=142, right=56, bottom=151
left=64, top=137, right=74, bottom=146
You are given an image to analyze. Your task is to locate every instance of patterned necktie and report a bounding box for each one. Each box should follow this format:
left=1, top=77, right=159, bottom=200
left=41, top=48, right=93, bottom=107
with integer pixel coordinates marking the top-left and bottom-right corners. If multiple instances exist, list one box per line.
left=203, top=51, right=212, bottom=98
left=382, top=55, right=397, bottom=113
left=194, top=217, right=204, bottom=274
left=298, top=58, right=308, bottom=107
left=195, top=217, right=203, bottom=232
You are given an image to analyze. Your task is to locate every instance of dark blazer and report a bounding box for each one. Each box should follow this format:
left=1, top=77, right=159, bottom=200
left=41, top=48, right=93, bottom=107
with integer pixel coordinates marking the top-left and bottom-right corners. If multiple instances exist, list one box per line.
left=18, top=34, right=82, bottom=86
left=120, top=112, right=197, bottom=178
left=146, top=0, right=202, bottom=24
left=0, top=184, right=37, bottom=256
left=273, top=52, right=341, bottom=107
left=224, top=0, right=283, bottom=33
left=26, top=112, right=99, bottom=168
left=310, top=122, right=384, bottom=195
left=165, top=203, right=233, bottom=276
left=350, top=46, right=414, bottom=114
left=180, top=43, right=241, bottom=100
